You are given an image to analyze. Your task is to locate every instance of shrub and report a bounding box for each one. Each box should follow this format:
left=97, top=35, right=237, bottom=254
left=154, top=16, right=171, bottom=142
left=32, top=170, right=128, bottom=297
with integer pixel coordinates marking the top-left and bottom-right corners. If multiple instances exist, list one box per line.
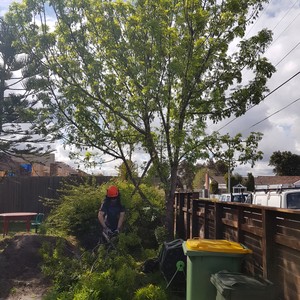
left=44, top=177, right=103, bottom=249
left=44, top=179, right=165, bottom=249
left=41, top=179, right=169, bottom=299
left=133, top=284, right=167, bottom=300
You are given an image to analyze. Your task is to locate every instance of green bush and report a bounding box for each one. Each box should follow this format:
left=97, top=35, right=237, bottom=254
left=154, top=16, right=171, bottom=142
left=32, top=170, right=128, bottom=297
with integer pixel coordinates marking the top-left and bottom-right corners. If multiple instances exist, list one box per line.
left=41, top=179, right=170, bottom=299
left=41, top=238, right=149, bottom=300
left=133, top=284, right=167, bottom=300
left=44, top=177, right=103, bottom=249
left=40, top=239, right=83, bottom=294
left=44, top=179, right=165, bottom=249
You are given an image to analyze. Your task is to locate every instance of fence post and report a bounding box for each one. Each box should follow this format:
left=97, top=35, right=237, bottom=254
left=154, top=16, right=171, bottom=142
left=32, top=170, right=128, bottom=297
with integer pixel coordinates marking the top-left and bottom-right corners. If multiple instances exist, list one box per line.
left=237, top=206, right=243, bottom=242
left=203, top=201, right=209, bottom=238
left=175, top=192, right=185, bottom=239
left=262, top=209, right=276, bottom=280
left=214, top=202, right=223, bottom=239
left=185, top=193, right=191, bottom=239
left=191, top=199, right=198, bottom=238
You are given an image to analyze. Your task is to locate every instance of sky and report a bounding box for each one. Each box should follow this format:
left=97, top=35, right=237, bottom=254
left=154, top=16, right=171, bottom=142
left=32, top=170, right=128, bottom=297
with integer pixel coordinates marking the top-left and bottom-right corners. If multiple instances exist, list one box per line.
left=1, top=0, right=300, bottom=177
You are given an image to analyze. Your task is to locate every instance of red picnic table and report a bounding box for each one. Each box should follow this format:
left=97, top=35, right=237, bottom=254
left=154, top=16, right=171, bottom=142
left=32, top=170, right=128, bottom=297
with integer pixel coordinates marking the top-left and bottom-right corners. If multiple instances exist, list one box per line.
left=0, top=212, right=37, bottom=237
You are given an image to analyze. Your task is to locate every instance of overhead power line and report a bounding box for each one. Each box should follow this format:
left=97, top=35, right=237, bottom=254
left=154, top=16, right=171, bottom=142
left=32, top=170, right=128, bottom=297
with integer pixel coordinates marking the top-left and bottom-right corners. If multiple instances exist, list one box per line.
left=248, top=96, right=300, bottom=129
left=274, top=40, right=300, bottom=66
left=271, top=0, right=298, bottom=32
left=216, top=70, right=300, bottom=132
left=268, top=9, right=300, bottom=48
left=245, top=0, right=273, bottom=38
left=242, top=2, right=300, bottom=81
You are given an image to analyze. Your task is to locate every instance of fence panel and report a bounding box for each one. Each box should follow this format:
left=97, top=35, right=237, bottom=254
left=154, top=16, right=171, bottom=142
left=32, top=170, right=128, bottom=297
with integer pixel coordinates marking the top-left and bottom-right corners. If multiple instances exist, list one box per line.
left=0, top=176, right=112, bottom=214
left=174, top=191, right=300, bottom=300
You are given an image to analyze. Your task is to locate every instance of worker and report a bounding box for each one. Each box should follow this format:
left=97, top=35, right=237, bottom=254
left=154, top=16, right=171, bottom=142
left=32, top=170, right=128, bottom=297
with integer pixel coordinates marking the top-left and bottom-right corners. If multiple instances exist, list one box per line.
left=98, top=185, right=125, bottom=235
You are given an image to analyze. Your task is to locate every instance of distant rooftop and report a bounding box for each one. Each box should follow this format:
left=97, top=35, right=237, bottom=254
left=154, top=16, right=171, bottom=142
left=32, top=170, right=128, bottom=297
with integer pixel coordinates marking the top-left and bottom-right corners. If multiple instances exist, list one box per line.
left=255, top=176, right=300, bottom=186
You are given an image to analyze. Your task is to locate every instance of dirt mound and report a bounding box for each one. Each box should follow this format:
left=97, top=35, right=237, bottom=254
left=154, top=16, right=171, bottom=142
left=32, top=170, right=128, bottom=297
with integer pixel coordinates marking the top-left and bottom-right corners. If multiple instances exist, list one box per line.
left=0, top=233, right=78, bottom=300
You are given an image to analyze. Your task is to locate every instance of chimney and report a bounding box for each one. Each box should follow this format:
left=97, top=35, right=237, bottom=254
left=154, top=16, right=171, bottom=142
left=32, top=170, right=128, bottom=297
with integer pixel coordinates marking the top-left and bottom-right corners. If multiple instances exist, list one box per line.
left=205, top=172, right=210, bottom=190
left=205, top=172, right=210, bottom=198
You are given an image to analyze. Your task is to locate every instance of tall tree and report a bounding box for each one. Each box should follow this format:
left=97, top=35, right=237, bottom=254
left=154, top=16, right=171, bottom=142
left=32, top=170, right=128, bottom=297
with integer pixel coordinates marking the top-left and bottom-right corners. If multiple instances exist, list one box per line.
left=205, top=132, right=263, bottom=192
left=242, top=172, right=255, bottom=191
left=210, top=179, right=219, bottom=194
left=224, top=172, right=243, bottom=193
left=178, top=159, right=196, bottom=189
left=193, top=167, right=207, bottom=190
left=206, top=159, right=228, bottom=176
left=0, top=17, right=54, bottom=159
left=7, top=0, right=275, bottom=236
left=117, top=160, right=139, bottom=181
left=269, top=151, right=300, bottom=176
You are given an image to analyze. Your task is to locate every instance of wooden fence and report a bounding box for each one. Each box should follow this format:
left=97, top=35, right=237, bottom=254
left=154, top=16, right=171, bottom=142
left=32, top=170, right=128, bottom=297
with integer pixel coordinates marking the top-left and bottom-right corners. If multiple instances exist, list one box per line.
left=0, top=176, right=112, bottom=214
left=174, top=191, right=300, bottom=300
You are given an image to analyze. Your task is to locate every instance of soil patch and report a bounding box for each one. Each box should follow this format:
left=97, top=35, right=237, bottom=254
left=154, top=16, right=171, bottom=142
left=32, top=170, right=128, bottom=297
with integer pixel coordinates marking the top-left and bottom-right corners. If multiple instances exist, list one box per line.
left=0, top=233, right=78, bottom=300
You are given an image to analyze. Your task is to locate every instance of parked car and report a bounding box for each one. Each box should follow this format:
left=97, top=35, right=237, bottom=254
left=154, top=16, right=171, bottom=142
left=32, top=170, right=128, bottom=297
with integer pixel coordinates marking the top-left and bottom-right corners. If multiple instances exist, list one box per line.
left=219, top=193, right=249, bottom=203
left=252, top=189, right=300, bottom=209
left=219, top=194, right=231, bottom=202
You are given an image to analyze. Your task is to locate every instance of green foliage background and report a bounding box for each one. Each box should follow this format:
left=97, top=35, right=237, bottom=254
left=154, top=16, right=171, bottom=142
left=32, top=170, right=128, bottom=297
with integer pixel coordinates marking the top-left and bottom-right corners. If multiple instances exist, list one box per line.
left=40, top=179, right=173, bottom=299
left=44, top=178, right=165, bottom=249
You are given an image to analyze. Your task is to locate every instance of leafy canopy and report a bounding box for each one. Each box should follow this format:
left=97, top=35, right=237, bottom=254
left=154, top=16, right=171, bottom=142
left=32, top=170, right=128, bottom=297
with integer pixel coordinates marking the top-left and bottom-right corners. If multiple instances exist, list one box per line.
left=269, top=151, right=300, bottom=176
left=0, top=17, right=56, bottom=158
left=6, top=0, right=275, bottom=234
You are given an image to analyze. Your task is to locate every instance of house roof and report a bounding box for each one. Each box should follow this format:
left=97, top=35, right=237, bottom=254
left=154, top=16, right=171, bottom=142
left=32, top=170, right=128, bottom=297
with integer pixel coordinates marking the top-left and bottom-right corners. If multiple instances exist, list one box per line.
left=208, top=174, right=300, bottom=189
left=52, top=161, right=90, bottom=176
left=0, top=154, right=23, bottom=175
left=55, top=161, right=79, bottom=174
left=210, top=175, right=226, bottom=184
left=255, top=176, right=300, bottom=185
left=0, top=154, right=89, bottom=177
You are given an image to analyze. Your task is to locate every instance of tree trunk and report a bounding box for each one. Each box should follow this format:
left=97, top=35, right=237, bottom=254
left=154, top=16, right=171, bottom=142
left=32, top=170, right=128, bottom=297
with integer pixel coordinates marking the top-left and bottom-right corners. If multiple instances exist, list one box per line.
left=165, top=192, right=175, bottom=241
left=165, top=167, right=179, bottom=241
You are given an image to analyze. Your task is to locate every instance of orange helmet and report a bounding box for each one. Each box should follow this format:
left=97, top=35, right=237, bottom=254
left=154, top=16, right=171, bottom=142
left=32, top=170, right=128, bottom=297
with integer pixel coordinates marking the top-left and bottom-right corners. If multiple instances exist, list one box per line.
left=107, top=185, right=119, bottom=198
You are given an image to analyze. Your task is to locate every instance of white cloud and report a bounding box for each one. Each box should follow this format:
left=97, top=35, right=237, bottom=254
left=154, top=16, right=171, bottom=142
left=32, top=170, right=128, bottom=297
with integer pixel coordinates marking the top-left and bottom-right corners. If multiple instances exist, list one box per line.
left=0, top=0, right=21, bottom=16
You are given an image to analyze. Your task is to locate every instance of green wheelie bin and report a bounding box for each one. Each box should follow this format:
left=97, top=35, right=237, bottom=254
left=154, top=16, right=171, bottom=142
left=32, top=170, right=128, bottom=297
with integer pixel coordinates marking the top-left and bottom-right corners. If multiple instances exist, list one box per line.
left=210, top=270, right=276, bottom=300
left=183, top=239, right=252, bottom=300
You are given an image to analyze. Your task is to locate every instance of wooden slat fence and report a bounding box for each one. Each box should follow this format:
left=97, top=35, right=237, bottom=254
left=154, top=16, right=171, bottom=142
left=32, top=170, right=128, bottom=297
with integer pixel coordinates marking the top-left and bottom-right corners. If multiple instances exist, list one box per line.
left=174, top=191, right=300, bottom=300
left=0, top=176, right=112, bottom=214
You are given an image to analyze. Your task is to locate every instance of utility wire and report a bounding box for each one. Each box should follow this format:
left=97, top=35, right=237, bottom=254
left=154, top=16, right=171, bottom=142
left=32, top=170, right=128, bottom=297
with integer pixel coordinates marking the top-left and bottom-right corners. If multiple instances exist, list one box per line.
left=217, top=70, right=300, bottom=132
left=241, top=2, right=299, bottom=83
left=272, top=0, right=298, bottom=32
left=268, top=9, right=300, bottom=48
left=245, top=0, right=273, bottom=38
left=243, top=1, right=300, bottom=72
left=248, top=96, right=300, bottom=129
left=210, top=2, right=300, bottom=132
left=274, top=40, right=300, bottom=66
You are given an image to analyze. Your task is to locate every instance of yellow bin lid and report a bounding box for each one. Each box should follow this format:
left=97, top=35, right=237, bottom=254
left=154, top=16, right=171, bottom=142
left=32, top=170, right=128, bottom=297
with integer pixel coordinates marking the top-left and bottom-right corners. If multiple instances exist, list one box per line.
left=186, top=239, right=252, bottom=254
